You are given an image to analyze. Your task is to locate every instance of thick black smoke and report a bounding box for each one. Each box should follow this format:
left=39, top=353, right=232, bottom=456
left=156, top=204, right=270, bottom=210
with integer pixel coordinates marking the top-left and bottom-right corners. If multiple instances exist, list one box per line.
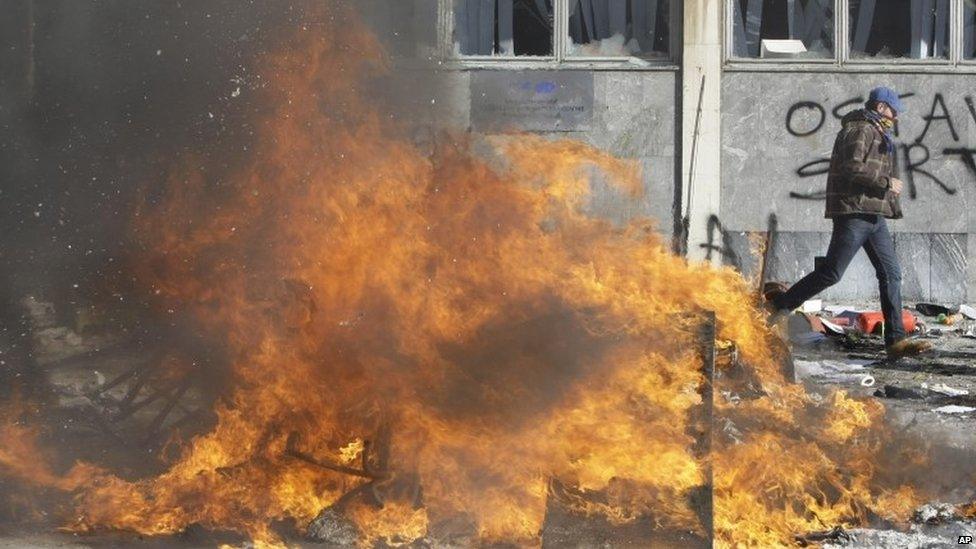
left=0, top=0, right=441, bottom=530
left=0, top=0, right=438, bottom=361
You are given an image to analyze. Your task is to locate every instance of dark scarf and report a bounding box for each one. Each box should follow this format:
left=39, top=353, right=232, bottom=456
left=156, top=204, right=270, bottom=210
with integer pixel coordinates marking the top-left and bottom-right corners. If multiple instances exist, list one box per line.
left=863, top=109, right=895, bottom=154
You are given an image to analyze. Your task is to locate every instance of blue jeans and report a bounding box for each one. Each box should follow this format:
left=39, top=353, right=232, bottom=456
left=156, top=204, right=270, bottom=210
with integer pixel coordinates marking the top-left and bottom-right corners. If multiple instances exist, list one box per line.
left=772, top=214, right=905, bottom=346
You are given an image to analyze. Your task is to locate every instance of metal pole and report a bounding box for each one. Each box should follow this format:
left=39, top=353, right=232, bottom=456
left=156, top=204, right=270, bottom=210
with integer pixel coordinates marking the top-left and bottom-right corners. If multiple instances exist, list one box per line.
left=757, top=212, right=779, bottom=300
left=679, top=73, right=707, bottom=258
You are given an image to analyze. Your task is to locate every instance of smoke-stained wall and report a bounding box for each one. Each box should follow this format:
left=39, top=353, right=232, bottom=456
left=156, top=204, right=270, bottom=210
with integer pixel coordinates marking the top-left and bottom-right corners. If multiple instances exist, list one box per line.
left=721, top=72, right=975, bottom=303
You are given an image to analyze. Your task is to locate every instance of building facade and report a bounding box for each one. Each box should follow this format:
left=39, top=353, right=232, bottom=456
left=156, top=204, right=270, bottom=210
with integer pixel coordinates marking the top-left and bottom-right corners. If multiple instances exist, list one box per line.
left=378, top=0, right=975, bottom=302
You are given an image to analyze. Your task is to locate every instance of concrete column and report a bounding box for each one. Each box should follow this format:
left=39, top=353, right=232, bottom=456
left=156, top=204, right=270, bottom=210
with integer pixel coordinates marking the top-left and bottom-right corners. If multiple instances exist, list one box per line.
left=681, top=0, right=723, bottom=263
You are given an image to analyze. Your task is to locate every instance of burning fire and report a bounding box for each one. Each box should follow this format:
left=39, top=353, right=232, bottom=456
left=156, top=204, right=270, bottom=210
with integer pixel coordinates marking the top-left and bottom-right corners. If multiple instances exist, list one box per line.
left=0, top=3, right=928, bottom=547
left=0, top=397, right=103, bottom=493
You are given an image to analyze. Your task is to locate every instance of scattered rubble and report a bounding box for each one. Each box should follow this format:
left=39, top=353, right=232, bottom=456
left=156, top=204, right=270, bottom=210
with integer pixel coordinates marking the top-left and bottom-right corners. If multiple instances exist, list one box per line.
left=795, top=526, right=853, bottom=546
left=822, top=522, right=976, bottom=548
left=20, top=296, right=119, bottom=366
left=815, top=502, right=976, bottom=547
left=793, top=358, right=872, bottom=385
left=788, top=300, right=976, bottom=547
left=781, top=298, right=976, bottom=353
left=922, top=383, right=969, bottom=397
left=913, top=502, right=960, bottom=524
left=960, top=304, right=976, bottom=320
left=916, top=303, right=956, bottom=317
left=820, top=503, right=976, bottom=547
left=306, top=508, right=360, bottom=545
left=933, top=405, right=976, bottom=415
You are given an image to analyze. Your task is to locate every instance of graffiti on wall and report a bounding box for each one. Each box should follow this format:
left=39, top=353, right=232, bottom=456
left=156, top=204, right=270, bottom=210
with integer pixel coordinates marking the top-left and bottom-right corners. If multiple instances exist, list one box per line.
left=700, top=213, right=779, bottom=273
left=786, top=93, right=976, bottom=200
left=699, top=214, right=741, bottom=266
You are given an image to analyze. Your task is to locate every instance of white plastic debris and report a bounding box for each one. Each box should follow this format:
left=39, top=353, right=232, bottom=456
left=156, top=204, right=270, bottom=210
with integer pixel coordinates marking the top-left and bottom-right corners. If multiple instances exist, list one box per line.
left=820, top=318, right=845, bottom=335
left=959, top=304, right=976, bottom=320
left=933, top=405, right=976, bottom=415
left=793, top=359, right=871, bottom=383
left=859, top=375, right=876, bottom=387
left=921, top=383, right=969, bottom=397
left=800, top=299, right=822, bottom=313
left=824, top=304, right=865, bottom=315
left=760, top=39, right=807, bottom=58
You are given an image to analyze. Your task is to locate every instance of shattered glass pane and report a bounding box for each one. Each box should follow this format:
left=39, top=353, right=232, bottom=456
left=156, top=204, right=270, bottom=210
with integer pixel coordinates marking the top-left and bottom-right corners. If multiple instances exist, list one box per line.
left=849, top=0, right=949, bottom=59
left=453, top=0, right=553, bottom=57
left=566, top=0, right=671, bottom=58
left=965, top=0, right=976, bottom=59
left=730, top=0, right=834, bottom=59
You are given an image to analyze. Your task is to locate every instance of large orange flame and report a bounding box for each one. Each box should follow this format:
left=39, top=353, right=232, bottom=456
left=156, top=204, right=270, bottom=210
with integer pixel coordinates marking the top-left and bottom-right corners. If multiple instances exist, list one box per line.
left=0, top=398, right=103, bottom=494
left=0, top=3, right=926, bottom=547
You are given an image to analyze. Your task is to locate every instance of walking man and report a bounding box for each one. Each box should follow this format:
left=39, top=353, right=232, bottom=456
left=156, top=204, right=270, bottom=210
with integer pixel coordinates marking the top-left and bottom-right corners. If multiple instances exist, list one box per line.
left=767, top=86, right=931, bottom=359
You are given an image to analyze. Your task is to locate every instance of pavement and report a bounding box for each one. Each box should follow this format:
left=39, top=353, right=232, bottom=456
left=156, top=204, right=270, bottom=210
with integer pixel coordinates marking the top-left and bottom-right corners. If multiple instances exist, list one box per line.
left=786, top=302, right=976, bottom=547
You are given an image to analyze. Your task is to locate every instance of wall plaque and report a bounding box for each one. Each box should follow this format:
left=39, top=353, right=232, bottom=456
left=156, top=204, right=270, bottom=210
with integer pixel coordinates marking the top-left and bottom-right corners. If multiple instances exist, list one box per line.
left=470, top=71, right=594, bottom=132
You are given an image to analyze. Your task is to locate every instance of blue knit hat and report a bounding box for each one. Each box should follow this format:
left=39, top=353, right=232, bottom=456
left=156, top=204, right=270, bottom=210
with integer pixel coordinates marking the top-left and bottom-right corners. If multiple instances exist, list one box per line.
left=867, top=86, right=904, bottom=114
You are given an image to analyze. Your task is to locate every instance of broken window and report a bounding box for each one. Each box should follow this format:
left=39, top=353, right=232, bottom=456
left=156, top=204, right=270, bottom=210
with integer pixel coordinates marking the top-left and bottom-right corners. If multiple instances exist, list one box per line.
left=566, top=0, right=671, bottom=58
left=965, top=0, right=976, bottom=59
left=731, top=0, right=834, bottom=59
left=454, top=0, right=554, bottom=56
left=849, top=0, right=949, bottom=59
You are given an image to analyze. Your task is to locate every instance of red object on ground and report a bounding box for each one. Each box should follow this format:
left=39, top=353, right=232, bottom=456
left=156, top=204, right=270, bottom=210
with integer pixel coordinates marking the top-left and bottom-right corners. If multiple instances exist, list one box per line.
left=856, top=311, right=917, bottom=335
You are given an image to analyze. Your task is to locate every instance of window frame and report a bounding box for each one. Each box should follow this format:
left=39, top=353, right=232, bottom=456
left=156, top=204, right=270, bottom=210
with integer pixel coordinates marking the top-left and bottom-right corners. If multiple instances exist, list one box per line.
left=959, top=0, right=976, bottom=64
left=437, top=0, right=681, bottom=70
left=724, top=0, right=976, bottom=72
left=725, top=0, right=840, bottom=65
